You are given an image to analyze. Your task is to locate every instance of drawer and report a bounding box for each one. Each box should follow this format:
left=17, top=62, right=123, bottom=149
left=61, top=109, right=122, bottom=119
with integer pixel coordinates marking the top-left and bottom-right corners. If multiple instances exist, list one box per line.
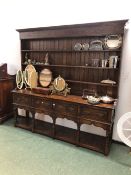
left=79, top=106, right=110, bottom=122
left=32, top=97, right=52, bottom=111
left=53, top=101, right=78, bottom=117
left=13, top=94, right=31, bottom=106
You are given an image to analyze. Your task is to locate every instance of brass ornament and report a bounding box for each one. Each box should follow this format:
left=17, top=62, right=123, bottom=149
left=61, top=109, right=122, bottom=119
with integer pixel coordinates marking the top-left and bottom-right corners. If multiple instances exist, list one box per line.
left=49, top=75, right=70, bottom=96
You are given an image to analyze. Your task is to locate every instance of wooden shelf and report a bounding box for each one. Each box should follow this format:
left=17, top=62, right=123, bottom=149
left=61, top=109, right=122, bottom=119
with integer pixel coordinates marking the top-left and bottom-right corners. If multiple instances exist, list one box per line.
left=15, top=115, right=32, bottom=131
left=66, top=80, right=117, bottom=87
left=14, top=116, right=107, bottom=154
left=32, top=120, right=106, bottom=154
left=55, top=124, right=77, bottom=145
left=34, top=120, right=53, bottom=137
left=79, top=131, right=106, bottom=153
left=22, top=63, right=119, bottom=70
left=34, top=120, right=106, bottom=154
left=21, top=49, right=121, bottom=52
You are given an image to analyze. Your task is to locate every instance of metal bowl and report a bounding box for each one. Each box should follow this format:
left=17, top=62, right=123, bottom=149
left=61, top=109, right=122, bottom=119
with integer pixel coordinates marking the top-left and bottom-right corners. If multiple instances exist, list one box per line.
left=87, top=96, right=100, bottom=104
left=100, top=95, right=114, bottom=104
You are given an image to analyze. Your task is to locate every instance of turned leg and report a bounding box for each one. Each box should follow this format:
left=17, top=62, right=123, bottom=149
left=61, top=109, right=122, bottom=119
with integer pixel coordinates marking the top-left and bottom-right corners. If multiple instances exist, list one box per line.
left=76, top=121, right=80, bottom=146
left=31, top=111, right=35, bottom=132
left=105, top=125, right=112, bottom=156
left=26, top=110, right=30, bottom=124
left=13, top=106, right=18, bottom=127
left=52, top=116, right=56, bottom=138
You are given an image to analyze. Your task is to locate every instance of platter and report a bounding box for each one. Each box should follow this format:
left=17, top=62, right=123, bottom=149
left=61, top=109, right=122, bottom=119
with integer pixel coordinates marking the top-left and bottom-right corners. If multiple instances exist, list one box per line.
left=82, top=43, right=89, bottom=51
left=104, top=35, right=122, bottom=49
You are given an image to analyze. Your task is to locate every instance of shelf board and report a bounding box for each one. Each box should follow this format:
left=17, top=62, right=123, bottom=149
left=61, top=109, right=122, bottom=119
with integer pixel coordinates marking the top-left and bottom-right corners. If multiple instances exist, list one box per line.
left=21, top=49, right=121, bottom=52
left=52, top=123, right=106, bottom=154
left=66, top=80, right=117, bottom=87
left=15, top=118, right=106, bottom=154
left=34, top=120, right=53, bottom=137
left=15, top=116, right=32, bottom=131
left=79, top=131, right=106, bottom=153
left=55, top=124, right=77, bottom=145
left=22, top=63, right=118, bottom=70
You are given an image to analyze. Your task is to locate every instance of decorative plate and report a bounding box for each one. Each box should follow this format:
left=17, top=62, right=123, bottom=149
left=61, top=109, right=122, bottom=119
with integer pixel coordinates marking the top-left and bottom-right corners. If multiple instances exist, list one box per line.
left=74, top=43, right=82, bottom=51
left=89, top=40, right=103, bottom=50
left=82, top=43, right=89, bottom=51
left=39, top=68, right=52, bottom=87
left=104, top=35, right=122, bottom=49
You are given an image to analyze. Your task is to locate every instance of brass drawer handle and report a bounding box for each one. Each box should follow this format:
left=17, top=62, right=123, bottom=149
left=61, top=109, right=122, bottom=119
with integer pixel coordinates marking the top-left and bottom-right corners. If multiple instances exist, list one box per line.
left=53, top=103, right=55, bottom=107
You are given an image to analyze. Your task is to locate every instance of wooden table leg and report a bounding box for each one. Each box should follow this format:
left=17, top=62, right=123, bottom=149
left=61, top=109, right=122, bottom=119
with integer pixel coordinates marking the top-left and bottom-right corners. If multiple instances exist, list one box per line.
left=31, top=111, right=35, bottom=132
left=76, top=121, right=80, bottom=146
left=52, top=116, right=56, bottom=138
left=13, top=107, right=18, bottom=127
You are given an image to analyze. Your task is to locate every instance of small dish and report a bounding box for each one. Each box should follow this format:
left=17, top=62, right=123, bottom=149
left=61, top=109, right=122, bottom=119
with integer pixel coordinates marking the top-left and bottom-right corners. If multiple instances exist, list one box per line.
left=100, top=79, right=116, bottom=85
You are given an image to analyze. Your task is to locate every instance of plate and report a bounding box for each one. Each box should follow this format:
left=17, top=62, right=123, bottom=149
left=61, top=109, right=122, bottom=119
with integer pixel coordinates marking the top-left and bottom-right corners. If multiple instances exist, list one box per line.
left=82, top=43, right=89, bottom=51
left=39, top=68, right=52, bottom=87
left=74, top=43, right=82, bottom=51
left=104, top=35, right=122, bottom=49
left=89, top=40, right=103, bottom=50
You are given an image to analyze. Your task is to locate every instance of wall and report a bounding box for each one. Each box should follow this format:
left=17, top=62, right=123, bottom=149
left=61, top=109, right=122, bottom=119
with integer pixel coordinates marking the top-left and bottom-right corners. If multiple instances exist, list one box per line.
left=0, top=0, right=131, bottom=141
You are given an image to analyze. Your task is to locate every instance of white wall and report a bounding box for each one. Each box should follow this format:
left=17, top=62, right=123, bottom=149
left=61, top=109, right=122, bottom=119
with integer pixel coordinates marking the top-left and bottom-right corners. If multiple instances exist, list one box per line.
left=0, top=0, right=131, bottom=141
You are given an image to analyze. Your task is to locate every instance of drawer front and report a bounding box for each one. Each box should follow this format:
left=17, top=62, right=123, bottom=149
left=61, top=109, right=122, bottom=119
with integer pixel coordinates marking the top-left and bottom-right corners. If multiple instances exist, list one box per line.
left=79, top=106, right=110, bottom=122
left=13, top=94, right=31, bottom=106
left=53, top=101, right=78, bottom=117
left=32, top=97, right=52, bottom=111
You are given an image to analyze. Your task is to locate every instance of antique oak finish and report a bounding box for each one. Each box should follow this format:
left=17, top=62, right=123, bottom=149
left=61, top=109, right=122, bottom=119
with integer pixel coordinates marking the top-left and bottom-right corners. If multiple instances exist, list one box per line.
left=13, top=20, right=127, bottom=155
left=0, top=64, right=15, bottom=123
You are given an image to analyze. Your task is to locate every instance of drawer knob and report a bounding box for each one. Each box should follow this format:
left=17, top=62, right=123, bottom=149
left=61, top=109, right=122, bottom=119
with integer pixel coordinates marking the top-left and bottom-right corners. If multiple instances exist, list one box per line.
left=41, top=101, right=44, bottom=104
